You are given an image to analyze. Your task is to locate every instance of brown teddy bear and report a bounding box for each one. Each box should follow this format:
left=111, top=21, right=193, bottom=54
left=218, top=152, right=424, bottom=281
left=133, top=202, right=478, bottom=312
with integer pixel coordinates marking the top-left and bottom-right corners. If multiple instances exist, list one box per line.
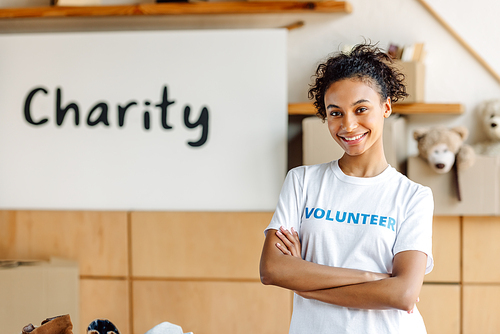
left=413, top=126, right=475, bottom=200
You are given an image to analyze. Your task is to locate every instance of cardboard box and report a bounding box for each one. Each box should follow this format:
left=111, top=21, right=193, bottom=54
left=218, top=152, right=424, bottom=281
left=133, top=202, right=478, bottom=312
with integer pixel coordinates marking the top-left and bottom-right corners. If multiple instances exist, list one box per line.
left=0, top=258, right=80, bottom=334
left=302, top=114, right=407, bottom=173
left=407, top=155, right=500, bottom=215
left=394, top=60, right=425, bottom=103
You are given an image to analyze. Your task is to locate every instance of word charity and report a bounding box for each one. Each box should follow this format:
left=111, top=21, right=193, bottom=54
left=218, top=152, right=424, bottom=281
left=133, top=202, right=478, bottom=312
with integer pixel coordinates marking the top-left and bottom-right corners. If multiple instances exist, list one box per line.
left=24, top=85, right=209, bottom=147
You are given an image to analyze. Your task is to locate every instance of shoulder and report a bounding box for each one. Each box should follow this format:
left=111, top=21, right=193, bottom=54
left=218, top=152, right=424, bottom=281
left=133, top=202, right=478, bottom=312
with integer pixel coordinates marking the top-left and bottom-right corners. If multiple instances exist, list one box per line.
left=286, top=162, right=334, bottom=188
left=391, top=167, right=432, bottom=194
left=385, top=167, right=434, bottom=209
left=287, top=161, right=333, bottom=179
left=396, top=171, right=434, bottom=216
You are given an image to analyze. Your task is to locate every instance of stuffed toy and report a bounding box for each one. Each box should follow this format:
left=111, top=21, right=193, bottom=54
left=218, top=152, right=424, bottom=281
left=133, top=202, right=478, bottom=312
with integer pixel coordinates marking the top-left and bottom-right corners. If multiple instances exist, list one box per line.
left=473, top=99, right=500, bottom=156
left=145, top=322, right=194, bottom=334
left=87, top=319, right=120, bottom=334
left=413, top=126, right=475, bottom=201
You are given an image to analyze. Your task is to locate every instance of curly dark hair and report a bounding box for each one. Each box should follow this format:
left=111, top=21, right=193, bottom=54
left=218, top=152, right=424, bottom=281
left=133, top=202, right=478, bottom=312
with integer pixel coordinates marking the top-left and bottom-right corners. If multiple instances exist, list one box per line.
left=308, top=43, right=408, bottom=120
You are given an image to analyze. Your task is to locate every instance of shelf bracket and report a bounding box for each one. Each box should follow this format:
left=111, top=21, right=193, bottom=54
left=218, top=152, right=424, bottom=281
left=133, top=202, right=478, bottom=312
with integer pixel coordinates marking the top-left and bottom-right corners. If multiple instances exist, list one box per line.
left=282, top=20, right=305, bottom=30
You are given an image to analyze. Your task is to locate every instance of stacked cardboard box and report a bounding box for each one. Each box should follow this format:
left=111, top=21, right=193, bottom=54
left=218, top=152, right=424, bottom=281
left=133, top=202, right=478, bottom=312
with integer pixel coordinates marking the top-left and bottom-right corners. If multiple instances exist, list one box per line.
left=408, top=155, right=500, bottom=215
left=0, top=258, right=79, bottom=334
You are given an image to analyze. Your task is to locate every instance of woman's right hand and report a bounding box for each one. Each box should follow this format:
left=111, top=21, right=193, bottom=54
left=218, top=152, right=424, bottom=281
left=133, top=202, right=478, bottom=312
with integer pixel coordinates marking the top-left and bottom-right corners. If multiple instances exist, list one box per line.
left=275, top=226, right=302, bottom=258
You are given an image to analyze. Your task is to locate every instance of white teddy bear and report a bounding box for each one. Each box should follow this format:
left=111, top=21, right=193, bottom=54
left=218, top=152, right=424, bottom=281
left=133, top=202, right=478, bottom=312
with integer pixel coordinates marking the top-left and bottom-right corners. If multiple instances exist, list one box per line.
left=473, top=99, right=500, bottom=156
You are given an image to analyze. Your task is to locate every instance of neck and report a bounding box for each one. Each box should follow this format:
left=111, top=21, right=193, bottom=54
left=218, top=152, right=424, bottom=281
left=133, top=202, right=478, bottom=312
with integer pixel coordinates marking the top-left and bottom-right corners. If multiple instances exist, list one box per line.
left=338, top=151, right=388, bottom=178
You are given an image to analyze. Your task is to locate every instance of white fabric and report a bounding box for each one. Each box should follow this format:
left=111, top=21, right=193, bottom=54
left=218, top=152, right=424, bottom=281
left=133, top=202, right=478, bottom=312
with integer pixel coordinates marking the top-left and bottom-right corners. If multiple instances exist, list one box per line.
left=144, top=322, right=193, bottom=334
left=266, top=160, right=434, bottom=334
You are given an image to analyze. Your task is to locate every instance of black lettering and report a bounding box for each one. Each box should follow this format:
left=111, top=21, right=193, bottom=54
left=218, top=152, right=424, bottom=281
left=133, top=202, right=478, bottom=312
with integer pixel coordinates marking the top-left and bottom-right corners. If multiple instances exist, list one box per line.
left=87, top=102, right=110, bottom=126
left=56, top=88, right=79, bottom=126
left=184, top=106, right=209, bottom=147
left=144, top=111, right=151, bottom=130
left=118, top=101, right=137, bottom=127
left=24, top=87, right=49, bottom=126
left=155, top=86, right=175, bottom=130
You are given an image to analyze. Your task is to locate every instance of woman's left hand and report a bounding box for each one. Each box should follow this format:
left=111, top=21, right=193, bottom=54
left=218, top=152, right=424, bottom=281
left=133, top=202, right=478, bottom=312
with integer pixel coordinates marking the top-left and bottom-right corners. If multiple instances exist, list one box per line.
left=275, top=226, right=301, bottom=258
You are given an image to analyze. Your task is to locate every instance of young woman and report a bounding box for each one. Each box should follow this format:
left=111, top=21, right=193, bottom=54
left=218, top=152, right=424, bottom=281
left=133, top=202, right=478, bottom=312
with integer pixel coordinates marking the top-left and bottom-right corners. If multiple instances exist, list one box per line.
left=260, top=43, right=434, bottom=333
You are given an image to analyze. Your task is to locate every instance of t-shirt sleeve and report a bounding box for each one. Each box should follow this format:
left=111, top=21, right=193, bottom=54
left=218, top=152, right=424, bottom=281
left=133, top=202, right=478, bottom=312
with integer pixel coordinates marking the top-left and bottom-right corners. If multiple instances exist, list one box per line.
left=393, top=186, right=434, bottom=274
left=265, top=168, right=304, bottom=235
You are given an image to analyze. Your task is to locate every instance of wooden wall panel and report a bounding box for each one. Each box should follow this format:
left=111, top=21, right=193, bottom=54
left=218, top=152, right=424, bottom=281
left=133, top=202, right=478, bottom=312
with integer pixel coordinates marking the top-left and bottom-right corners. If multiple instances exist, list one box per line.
left=418, top=284, right=460, bottom=334
left=130, top=212, right=273, bottom=279
left=0, top=211, right=128, bottom=277
left=80, top=279, right=130, bottom=334
left=463, top=285, right=500, bottom=334
left=463, top=216, right=500, bottom=283
left=425, top=216, right=461, bottom=283
left=132, top=280, right=291, bottom=334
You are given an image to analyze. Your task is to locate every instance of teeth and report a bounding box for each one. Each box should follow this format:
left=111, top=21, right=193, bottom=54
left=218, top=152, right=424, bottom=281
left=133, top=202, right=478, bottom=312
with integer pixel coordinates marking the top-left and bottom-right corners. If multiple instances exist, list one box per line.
left=343, top=133, right=364, bottom=141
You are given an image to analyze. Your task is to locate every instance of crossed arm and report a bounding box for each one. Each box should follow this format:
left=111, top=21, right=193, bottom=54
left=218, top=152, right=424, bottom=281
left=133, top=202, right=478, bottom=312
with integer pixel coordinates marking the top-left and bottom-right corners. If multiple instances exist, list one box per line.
left=259, top=227, right=427, bottom=312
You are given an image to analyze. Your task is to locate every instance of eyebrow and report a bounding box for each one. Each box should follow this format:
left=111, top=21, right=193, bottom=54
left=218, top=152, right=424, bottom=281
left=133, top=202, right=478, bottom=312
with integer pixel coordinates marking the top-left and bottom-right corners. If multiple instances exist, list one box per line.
left=326, top=99, right=371, bottom=110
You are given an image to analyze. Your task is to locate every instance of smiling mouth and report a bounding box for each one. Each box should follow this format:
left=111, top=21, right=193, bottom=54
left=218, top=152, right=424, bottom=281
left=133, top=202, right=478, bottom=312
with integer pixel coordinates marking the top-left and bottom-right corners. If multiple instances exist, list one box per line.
left=340, top=132, right=367, bottom=142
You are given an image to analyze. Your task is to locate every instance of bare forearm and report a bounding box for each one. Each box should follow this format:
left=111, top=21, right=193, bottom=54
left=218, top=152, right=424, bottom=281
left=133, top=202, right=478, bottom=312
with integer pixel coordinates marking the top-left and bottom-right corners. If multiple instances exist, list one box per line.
left=261, top=255, right=385, bottom=291
left=296, top=251, right=428, bottom=312
left=260, top=229, right=388, bottom=291
left=297, top=277, right=417, bottom=311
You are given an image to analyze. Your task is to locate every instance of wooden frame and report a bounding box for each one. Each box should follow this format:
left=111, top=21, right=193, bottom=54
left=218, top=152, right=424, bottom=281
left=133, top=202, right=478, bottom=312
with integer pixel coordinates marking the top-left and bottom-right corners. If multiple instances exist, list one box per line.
left=0, top=2, right=352, bottom=19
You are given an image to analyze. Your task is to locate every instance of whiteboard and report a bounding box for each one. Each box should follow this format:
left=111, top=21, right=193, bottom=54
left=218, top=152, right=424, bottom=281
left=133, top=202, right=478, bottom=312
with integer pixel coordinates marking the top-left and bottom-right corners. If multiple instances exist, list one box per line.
left=0, top=29, right=287, bottom=211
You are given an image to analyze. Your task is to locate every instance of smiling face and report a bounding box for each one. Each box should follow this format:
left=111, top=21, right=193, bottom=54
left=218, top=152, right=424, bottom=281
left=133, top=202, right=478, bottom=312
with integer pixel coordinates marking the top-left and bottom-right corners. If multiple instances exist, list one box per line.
left=325, top=78, right=391, bottom=160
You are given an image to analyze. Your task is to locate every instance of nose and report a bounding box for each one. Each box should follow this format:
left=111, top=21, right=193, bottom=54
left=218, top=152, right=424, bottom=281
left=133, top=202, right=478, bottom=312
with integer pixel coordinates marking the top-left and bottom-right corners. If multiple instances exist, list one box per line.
left=341, top=113, right=358, bottom=132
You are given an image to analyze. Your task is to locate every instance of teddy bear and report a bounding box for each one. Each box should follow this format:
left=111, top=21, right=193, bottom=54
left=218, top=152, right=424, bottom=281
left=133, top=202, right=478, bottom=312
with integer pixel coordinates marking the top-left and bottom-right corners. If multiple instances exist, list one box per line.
left=413, top=126, right=475, bottom=201
left=413, top=126, right=475, bottom=174
left=473, top=99, right=500, bottom=156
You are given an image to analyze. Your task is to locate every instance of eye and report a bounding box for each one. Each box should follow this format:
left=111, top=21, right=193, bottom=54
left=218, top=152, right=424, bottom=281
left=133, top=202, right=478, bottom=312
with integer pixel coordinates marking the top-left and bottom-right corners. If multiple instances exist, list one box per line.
left=491, top=114, right=495, bottom=119
left=356, top=107, right=368, bottom=114
left=329, top=110, right=342, bottom=117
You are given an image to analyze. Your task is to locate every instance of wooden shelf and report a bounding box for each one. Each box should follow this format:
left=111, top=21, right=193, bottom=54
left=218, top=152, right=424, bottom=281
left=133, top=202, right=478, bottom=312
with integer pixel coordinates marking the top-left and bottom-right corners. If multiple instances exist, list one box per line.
left=288, top=102, right=464, bottom=115
left=0, top=2, right=352, bottom=19
left=391, top=103, right=464, bottom=115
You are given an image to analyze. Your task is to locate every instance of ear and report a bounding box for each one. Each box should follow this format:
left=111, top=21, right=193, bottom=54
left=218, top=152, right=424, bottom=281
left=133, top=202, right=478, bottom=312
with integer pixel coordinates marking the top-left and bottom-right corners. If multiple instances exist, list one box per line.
left=383, top=97, right=392, bottom=118
left=452, top=126, right=469, bottom=141
left=413, top=128, right=428, bottom=141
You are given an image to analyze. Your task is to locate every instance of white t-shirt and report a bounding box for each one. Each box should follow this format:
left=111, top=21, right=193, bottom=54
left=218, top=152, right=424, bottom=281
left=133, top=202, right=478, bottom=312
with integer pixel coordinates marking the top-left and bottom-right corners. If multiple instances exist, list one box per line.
left=266, top=160, right=434, bottom=334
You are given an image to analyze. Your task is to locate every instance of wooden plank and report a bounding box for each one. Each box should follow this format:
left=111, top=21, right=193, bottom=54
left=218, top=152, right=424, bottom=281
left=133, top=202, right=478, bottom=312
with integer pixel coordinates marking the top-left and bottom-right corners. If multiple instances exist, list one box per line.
left=288, top=102, right=463, bottom=115
left=288, top=102, right=318, bottom=115
left=133, top=280, right=291, bottom=334
left=80, top=279, right=130, bottom=334
left=392, top=103, right=464, bottom=115
left=141, top=2, right=352, bottom=15
left=463, top=216, right=500, bottom=283
left=419, top=284, right=460, bottom=334
left=130, top=212, right=272, bottom=279
left=424, top=216, right=461, bottom=283
left=0, top=5, right=138, bottom=18
left=0, top=210, right=128, bottom=277
left=0, top=2, right=352, bottom=19
left=463, top=285, right=500, bottom=334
